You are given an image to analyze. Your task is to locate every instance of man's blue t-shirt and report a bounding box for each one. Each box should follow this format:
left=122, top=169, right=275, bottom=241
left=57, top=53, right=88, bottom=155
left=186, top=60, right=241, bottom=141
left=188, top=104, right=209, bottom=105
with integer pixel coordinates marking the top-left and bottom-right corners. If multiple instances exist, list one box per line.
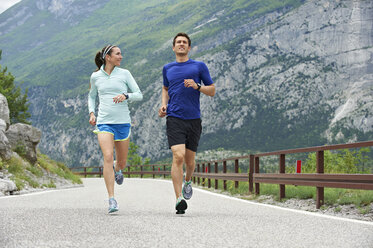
left=163, top=59, right=214, bottom=120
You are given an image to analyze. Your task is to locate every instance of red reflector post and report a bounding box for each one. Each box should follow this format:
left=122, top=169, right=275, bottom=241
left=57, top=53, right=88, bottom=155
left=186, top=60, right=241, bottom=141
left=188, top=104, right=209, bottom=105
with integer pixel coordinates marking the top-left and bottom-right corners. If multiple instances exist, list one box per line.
left=296, top=160, right=302, bottom=173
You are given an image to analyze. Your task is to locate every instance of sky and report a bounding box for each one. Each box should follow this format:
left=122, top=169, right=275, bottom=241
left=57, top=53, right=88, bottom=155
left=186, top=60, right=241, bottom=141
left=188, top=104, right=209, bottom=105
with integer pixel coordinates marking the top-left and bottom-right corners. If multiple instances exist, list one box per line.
left=0, top=0, right=22, bottom=14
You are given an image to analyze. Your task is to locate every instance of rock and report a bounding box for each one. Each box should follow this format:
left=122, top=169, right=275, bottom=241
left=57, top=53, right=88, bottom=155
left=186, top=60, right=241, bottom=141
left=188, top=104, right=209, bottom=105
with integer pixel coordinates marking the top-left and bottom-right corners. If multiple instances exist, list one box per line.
left=5, top=123, right=42, bottom=163
left=0, top=119, right=6, bottom=132
left=0, top=179, right=17, bottom=195
left=0, top=131, right=12, bottom=160
left=0, top=94, right=10, bottom=130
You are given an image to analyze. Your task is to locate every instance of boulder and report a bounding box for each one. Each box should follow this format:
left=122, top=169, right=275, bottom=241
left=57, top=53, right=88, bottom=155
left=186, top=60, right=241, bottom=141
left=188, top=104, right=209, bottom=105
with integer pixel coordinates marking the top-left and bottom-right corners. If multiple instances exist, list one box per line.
left=5, top=123, right=42, bottom=163
left=0, top=94, right=10, bottom=130
left=0, top=131, right=12, bottom=160
left=0, top=179, right=17, bottom=195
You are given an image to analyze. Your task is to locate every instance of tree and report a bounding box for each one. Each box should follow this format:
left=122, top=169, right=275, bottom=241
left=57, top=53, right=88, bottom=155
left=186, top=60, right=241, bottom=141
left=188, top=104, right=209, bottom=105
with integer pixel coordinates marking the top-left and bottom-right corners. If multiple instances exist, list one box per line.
left=0, top=50, right=31, bottom=124
left=127, top=141, right=150, bottom=166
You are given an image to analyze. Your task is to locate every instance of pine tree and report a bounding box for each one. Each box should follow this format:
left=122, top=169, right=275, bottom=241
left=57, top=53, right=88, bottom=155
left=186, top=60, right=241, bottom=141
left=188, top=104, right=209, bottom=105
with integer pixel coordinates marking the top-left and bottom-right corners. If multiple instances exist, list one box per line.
left=0, top=50, right=31, bottom=124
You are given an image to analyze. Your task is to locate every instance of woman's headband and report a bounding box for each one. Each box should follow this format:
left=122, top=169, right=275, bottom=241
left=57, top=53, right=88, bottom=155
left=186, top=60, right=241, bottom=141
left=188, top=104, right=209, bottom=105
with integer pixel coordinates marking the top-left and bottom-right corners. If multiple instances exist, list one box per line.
left=102, top=45, right=115, bottom=60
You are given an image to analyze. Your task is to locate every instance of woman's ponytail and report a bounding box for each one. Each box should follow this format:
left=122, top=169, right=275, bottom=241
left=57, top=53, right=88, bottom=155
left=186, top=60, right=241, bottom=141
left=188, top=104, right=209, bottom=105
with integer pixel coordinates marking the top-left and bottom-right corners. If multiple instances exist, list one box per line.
left=94, top=45, right=116, bottom=71
left=95, top=51, right=104, bottom=71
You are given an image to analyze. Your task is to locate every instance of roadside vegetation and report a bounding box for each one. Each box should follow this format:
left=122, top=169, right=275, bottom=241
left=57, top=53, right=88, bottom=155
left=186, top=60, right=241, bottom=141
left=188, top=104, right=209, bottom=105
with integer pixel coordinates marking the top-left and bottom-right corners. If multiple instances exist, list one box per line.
left=0, top=53, right=82, bottom=192
left=0, top=152, right=82, bottom=191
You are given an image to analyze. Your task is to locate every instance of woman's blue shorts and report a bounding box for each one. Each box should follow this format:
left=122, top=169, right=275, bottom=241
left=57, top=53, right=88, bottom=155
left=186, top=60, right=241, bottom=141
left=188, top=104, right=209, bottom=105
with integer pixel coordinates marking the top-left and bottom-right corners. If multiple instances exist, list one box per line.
left=93, top=123, right=131, bottom=141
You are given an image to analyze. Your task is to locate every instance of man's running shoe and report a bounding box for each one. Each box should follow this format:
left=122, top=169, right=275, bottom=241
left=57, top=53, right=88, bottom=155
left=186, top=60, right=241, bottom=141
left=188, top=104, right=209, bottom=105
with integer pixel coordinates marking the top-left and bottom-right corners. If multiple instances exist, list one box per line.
left=182, top=180, right=193, bottom=200
left=113, top=163, right=124, bottom=185
left=108, top=198, right=119, bottom=213
left=175, top=196, right=187, bottom=214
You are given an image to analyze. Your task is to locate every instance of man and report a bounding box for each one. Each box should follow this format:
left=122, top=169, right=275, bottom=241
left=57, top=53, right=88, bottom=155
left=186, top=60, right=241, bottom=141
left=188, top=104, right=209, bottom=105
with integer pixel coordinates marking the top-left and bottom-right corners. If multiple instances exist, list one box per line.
left=158, top=32, right=215, bottom=214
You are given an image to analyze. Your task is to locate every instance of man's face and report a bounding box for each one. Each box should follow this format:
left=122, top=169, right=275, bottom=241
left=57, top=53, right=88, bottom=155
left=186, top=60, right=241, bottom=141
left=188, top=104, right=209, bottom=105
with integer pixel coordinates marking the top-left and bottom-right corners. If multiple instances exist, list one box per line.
left=172, top=36, right=190, bottom=56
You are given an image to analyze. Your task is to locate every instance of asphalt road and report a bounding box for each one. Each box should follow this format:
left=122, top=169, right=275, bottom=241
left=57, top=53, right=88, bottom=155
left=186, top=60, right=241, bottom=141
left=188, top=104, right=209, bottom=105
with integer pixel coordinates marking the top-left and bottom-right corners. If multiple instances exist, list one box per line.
left=1, top=178, right=372, bottom=248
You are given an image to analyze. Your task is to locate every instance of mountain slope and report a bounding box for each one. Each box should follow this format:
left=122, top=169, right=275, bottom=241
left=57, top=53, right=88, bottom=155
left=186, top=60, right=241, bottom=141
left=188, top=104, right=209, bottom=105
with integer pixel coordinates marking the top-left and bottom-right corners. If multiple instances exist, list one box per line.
left=0, top=0, right=372, bottom=166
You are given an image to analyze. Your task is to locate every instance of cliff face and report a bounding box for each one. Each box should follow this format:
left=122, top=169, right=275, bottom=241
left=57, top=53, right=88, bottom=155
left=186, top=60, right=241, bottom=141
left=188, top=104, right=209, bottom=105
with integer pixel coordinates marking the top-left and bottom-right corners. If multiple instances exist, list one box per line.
left=1, top=0, right=372, bottom=166
left=129, top=0, right=373, bottom=159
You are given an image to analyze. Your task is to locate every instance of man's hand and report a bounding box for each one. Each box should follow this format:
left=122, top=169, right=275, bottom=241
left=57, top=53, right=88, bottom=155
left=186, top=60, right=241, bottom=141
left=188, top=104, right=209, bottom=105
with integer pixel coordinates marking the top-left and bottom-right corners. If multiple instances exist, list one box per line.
left=158, top=105, right=167, bottom=118
left=184, top=79, right=198, bottom=89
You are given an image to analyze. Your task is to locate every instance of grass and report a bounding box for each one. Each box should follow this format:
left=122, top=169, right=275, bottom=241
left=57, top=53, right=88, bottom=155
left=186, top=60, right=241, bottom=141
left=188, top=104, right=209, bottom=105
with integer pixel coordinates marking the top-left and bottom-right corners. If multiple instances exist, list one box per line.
left=37, top=152, right=82, bottom=184
left=195, top=179, right=373, bottom=208
left=1, top=152, right=82, bottom=191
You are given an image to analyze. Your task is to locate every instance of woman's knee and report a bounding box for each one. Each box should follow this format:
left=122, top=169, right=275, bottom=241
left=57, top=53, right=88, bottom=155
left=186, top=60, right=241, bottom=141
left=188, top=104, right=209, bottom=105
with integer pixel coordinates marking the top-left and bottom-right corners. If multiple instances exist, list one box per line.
left=103, top=153, right=114, bottom=164
left=116, top=160, right=127, bottom=169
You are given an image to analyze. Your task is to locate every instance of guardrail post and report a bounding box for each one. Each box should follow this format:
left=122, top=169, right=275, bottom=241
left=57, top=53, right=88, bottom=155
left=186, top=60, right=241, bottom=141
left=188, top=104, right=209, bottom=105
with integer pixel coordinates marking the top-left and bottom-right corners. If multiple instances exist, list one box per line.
left=316, top=150, right=324, bottom=209
left=223, top=160, right=227, bottom=190
left=235, top=159, right=239, bottom=188
left=215, top=162, right=218, bottom=189
left=99, top=167, right=102, bottom=178
left=279, top=154, right=285, bottom=199
left=140, top=166, right=143, bottom=178
left=197, top=164, right=200, bottom=185
left=202, top=163, right=205, bottom=186
left=255, top=156, right=260, bottom=195
left=163, top=165, right=166, bottom=179
left=128, top=166, right=130, bottom=178
left=152, top=166, right=155, bottom=179
left=208, top=163, right=211, bottom=188
left=84, top=167, right=87, bottom=178
left=249, top=155, right=254, bottom=193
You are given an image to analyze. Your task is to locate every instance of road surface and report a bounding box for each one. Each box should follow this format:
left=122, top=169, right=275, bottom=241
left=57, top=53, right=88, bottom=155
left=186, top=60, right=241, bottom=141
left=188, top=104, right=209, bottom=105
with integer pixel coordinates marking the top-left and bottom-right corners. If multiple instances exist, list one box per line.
left=1, top=178, right=372, bottom=247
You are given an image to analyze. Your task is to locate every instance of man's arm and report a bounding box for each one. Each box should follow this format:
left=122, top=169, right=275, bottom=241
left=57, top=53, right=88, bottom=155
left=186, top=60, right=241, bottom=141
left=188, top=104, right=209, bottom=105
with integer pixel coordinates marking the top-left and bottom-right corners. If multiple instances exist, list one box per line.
left=199, top=84, right=215, bottom=96
left=184, top=79, right=215, bottom=97
left=158, top=86, right=169, bottom=118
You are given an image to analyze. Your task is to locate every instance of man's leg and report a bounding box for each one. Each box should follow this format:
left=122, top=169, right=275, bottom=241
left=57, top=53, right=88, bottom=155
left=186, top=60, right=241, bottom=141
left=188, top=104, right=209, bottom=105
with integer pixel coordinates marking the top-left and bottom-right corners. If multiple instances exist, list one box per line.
left=171, top=144, right=186, bottom=199
left=185, top=149, right=196, bottom=182
left=97, top=133, right=115, bottom=198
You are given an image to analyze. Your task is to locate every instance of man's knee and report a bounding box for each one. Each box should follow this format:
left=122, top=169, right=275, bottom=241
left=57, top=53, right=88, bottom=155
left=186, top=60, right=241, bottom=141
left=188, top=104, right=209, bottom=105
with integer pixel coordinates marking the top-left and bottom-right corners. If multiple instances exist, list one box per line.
left=185, top=161, right=195, bottom=168
left=172, top=150, right=185, bottom=165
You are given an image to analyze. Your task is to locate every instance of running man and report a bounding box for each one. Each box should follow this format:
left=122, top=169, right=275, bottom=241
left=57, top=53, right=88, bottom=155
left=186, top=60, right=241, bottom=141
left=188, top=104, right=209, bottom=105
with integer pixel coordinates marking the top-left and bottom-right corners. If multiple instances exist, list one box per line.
left=158, top=33, right=216, bottom=214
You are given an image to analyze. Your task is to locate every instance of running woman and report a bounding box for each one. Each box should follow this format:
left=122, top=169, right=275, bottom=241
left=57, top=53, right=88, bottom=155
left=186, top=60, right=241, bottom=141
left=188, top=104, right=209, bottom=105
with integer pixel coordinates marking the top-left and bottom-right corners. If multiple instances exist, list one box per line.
left=158, top=33, right=216, bottom=214
left=88, top=45, right=143, bottom=213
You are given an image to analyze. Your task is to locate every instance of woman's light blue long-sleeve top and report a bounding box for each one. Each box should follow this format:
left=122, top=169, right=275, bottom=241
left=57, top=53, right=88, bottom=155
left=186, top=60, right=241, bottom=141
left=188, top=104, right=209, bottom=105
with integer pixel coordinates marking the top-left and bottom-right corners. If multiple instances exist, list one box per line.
left=88, top=65, right=143, bottom=124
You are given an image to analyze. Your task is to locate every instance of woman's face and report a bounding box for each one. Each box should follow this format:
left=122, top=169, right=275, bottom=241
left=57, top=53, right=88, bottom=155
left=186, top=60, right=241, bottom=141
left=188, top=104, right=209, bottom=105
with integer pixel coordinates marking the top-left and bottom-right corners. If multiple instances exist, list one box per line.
left=107, top=47, right=122, bottom=66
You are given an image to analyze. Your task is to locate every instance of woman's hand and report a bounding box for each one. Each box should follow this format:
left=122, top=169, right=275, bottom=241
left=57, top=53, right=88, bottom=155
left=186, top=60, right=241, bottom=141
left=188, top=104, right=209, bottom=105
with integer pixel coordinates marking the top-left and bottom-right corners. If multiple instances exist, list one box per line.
left=113, top=94, right=127, bottom=104
left=89, top=112, right=96, bottom=126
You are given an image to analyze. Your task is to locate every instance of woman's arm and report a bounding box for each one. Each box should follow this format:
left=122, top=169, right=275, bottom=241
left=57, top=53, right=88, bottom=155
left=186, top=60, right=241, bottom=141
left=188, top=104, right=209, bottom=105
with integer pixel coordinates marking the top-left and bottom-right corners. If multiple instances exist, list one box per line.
left=125, top=71, right=143, bottom=101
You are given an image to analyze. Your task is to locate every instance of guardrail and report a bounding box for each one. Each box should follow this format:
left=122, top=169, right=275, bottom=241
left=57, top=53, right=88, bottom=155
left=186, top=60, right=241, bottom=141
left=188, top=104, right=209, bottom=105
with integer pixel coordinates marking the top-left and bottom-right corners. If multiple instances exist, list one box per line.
left=71, top=140, right=373, bottom=209
left=71, top=164, right=171, bottom=178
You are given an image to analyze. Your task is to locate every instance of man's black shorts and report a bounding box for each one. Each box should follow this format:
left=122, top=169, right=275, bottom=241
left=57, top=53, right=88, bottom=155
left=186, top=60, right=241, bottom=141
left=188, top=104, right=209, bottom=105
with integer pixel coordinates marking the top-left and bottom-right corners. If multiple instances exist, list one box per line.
left=166, top=116, right=202, bottom=152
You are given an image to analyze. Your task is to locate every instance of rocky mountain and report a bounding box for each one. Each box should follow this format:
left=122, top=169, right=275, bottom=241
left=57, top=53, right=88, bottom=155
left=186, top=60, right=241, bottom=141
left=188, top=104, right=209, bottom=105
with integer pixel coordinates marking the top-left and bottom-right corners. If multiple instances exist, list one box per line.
left=0, top=0, right=372, bottom=167
left=135, top=0, right=373, bottom=160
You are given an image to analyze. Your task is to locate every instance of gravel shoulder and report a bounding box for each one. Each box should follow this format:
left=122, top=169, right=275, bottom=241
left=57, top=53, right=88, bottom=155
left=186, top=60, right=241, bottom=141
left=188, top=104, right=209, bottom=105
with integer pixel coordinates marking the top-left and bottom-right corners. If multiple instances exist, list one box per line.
left=199, top=187, right=373, bottom=222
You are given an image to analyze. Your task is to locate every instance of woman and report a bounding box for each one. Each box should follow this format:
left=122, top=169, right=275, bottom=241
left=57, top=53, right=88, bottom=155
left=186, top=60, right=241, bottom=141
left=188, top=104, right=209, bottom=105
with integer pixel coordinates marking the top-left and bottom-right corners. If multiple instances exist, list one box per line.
left=88, top=44, right=143, bottom=213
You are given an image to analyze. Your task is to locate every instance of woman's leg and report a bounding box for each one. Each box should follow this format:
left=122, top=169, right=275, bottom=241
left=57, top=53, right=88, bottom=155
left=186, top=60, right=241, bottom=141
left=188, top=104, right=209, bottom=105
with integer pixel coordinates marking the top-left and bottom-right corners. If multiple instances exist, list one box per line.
left=114, top=139, right=130, bottom=171
left=98, top=133, right=115, bottom=198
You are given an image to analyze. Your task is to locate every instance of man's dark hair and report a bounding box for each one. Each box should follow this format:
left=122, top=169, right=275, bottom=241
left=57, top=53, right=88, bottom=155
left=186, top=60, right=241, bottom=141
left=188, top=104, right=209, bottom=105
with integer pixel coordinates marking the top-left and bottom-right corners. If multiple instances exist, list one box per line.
left=173, top=32, right=191, bottom=46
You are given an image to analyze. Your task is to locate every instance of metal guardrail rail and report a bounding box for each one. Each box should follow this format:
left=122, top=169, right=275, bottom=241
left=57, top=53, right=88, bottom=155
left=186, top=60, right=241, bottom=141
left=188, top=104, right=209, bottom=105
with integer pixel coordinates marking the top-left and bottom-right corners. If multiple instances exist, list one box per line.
left=71, top=140, right=373, bottom=209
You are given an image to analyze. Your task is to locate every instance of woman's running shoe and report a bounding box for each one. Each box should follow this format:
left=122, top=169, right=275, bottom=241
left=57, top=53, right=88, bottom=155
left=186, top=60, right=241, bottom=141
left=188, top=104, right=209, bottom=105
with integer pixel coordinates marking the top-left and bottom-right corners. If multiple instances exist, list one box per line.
left=108, top=198, right=119, bottom=213
left=113, top=163, right=124, bottom=185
